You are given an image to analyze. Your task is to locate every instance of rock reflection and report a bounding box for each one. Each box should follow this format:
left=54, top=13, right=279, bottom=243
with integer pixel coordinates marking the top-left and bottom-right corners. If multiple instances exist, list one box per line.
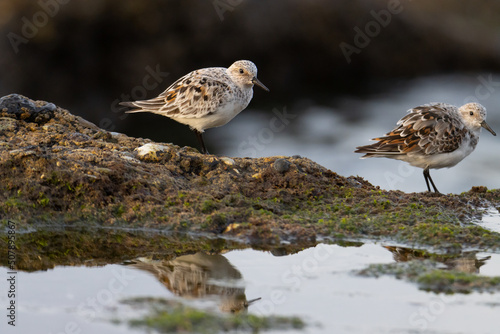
left=125, top=252, right=259, bottom=313
left=384, top=246, right=491, bottom=273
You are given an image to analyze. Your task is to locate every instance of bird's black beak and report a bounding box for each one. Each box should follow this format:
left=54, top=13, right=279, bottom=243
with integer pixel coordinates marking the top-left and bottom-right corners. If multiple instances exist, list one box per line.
left=252, top=77, right=270, bottom=92
left=246, top=297, right=262, bottom=306
left=481, top=120, right=497, bottom=136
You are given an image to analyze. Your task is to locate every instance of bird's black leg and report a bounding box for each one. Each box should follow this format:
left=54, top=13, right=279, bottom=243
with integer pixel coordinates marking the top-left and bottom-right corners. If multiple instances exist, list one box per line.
left=423, top=167, right=440, bottom=194
left=423, top=168, right=431, bottom=192
left=194, top=130, right=209, bottom=154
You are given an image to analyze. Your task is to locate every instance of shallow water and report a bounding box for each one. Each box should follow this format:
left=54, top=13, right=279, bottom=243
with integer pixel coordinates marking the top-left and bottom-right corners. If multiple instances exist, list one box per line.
left=214, top=74, right=500, bottom=194
left=477, top=207, right=500, bottom=234
left=2, top=241, right=500, bottom=334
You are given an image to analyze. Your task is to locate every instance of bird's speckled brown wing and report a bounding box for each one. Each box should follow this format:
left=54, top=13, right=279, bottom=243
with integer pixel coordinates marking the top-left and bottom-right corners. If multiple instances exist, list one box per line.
left=355, top=103, right=470, bottom=157
left=121, top=68, right=234, bottom=119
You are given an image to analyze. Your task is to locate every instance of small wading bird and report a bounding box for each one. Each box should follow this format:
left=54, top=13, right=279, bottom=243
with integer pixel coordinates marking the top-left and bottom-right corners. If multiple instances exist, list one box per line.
left=121, top=60, right=269, bottom=154
left=355, top=102, right=496, bottom=193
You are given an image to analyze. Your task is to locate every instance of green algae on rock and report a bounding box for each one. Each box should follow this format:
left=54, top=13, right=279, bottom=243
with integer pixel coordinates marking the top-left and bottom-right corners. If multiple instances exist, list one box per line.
left=358, top=260, right=500, bottom=294
left=357, top=246, right=500, bottom=294
left=121, top=297, right=305, bottom=334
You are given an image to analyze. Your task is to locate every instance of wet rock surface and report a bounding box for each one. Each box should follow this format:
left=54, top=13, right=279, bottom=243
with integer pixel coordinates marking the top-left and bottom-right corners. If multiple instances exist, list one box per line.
left=0, top=94, right=56, bottom=124
left=1, top=95, right=500, bottom=270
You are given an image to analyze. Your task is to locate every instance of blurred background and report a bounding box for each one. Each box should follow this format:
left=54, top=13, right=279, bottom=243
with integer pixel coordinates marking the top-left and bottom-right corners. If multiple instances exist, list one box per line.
left=1, top=0, right=499, bottom=193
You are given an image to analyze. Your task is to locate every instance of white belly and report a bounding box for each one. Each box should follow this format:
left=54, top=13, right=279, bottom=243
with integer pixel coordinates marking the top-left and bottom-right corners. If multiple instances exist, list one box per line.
left=402, top=140, right=476, bottom=169
left=173, top=100, right=248, bottom=132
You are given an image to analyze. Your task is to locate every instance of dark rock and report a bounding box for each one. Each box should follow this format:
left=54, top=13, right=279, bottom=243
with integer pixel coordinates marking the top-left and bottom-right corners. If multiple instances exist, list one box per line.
left=0, top=94, right=56, bottom=124
left=273, top=158, right=291, bottom=173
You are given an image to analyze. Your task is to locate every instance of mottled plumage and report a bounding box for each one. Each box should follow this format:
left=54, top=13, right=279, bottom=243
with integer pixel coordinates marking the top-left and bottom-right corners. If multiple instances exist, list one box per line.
left=355, top=102, right=496, bottom=193
left=121, top=60, right=269, bottom=154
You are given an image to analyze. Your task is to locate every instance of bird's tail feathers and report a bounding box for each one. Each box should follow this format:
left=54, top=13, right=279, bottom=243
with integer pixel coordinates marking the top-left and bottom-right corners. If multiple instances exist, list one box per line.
left=355, top=145, right=404, bottom=159
left=120, top=97, right=166, bottom=114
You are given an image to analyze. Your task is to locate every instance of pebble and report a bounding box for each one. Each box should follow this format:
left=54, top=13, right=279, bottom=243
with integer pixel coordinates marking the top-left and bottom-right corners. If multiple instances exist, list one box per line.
left=220, top=157, right=235, bottom=166
left=273, top=158, right=291, bottom=173
left=135, top=143, right=170, bottom=158
left=346, top=177, right=362, bottom=188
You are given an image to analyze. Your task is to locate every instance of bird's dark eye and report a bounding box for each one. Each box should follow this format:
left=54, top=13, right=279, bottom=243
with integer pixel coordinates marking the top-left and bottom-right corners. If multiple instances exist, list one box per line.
left=470, top=111, right=474, bottom=116
left=239, top=69, right=244, bottom=74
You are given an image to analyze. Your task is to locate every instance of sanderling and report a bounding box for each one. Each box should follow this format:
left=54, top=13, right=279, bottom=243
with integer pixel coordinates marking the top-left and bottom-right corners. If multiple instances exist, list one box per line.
left=121, top=60, right=269, bottom=154
left=355, top=102, right=496, bottom=193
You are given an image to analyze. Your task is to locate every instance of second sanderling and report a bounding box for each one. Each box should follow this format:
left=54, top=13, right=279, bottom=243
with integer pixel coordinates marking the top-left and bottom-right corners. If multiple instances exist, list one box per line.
left=120, top=60, right=269, bottom=154
left=355, top=102, right=496, bottom=193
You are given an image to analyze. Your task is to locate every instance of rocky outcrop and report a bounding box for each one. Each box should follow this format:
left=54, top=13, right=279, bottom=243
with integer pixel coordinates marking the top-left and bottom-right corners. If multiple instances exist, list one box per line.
left=1, top=94, right=500, bottom=260
left=0, top=94, right=365, bottom=227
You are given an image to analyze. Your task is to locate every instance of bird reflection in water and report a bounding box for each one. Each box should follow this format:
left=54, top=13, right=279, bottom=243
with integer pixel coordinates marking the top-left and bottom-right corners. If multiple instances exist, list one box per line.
left=384, top=246, right=490, bottom=274
left=125, top=252, right=260, bottom=313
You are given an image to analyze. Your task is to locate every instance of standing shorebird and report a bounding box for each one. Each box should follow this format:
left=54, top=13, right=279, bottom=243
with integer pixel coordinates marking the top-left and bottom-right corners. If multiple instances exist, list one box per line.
left=121, top=60, right=269, bottom=154
left=355, top=102, right=496, bottom=193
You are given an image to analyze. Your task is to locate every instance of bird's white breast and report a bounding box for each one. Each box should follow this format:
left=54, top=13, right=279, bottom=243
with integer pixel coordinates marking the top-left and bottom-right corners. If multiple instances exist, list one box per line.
left=173, top=96, right=251, bottom=132
left=403, top=135, right=478, bottom=169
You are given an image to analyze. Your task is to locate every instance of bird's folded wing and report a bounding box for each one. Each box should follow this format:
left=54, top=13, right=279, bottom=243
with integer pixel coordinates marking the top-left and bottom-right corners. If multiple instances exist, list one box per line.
left=399, top=104, right=467, bottom=155
left=122, top=71, right=233, bottom=119
left=355, top=103, right=466, bottom=156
